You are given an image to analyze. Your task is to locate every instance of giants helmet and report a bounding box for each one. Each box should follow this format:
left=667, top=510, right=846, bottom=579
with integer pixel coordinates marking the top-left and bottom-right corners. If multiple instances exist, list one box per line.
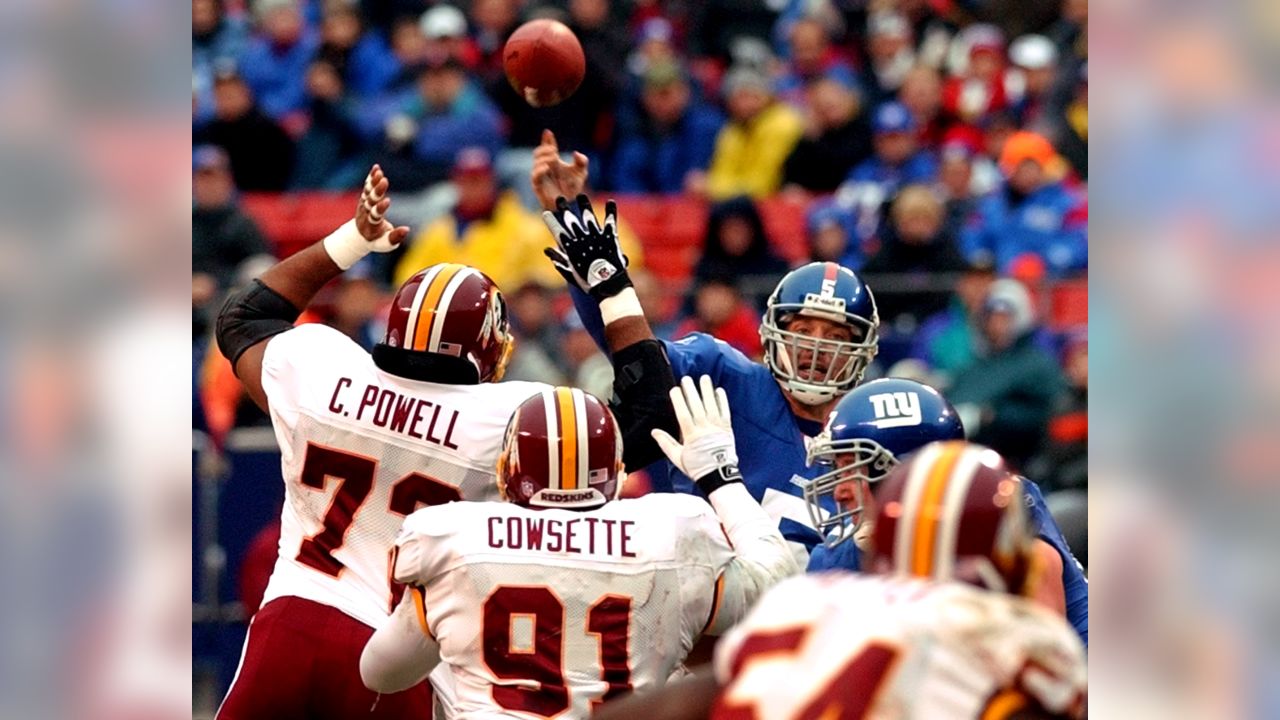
left=868, top=441, right=1036, bottom=596
left=373, top=263, right=514, bottom=383
left=805, top=378, right=964, bottom=547
left=497, top=387, right=623, bottom=509
left=760, top=262, right=879, bottom=406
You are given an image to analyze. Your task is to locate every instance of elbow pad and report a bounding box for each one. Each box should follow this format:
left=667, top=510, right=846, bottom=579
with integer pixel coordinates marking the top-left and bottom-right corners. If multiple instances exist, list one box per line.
left=609, top=339, right=678, bottom=472
left=215, top=280, right=301, bottom=366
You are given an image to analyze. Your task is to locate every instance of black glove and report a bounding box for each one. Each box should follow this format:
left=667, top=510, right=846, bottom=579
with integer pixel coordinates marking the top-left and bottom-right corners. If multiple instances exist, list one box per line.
left=541, top=194, right=631, bottom=301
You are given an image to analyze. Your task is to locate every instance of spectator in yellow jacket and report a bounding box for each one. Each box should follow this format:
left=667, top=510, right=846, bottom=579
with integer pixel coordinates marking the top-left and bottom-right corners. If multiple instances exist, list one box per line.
left=394, top=147, right=561, bottom=289
left=701, top=66, right=804, bottom=200
left=396, top=147, right=642, bottom=289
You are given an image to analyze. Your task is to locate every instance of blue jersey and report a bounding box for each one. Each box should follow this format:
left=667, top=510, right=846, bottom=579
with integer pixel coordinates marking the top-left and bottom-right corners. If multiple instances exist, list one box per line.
left=1024, top=479, right=1089, bottom=646
left=806, top=538, right=861, bottom=573
left=657, top=333, right=831, bottom=550
left=567, top=287, right=829, bottom=550
left=801, top=476, right=1088, bottom=646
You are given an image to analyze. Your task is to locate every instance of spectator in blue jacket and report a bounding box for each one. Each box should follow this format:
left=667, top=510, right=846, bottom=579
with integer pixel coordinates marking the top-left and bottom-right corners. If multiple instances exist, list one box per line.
left=193, top=0, right=250, bottom=122
left=838, top=101, right=938, bottom=242
left=359, top=56, right=505, bottom=191
left=961, top=131, right=1088, bottom=277
left=316, top=2, right=400, bottom=98
left=805, top=198, right=863, bottom=270
left=291, top=60, right=365, bottom=189
left=237, top=0, right=320, bottom=123
left=609, top=60, right=724, bottom=194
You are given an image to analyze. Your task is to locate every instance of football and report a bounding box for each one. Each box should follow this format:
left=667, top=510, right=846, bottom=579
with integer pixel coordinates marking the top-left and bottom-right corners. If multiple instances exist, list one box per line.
left=502, top=19, right=586, bottom=108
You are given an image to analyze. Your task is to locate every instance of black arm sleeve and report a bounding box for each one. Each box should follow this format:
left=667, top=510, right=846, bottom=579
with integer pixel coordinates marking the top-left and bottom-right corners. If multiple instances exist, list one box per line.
left=608, top=340, right=680, bottom=473
left=215, top=279, right=302, bottom=367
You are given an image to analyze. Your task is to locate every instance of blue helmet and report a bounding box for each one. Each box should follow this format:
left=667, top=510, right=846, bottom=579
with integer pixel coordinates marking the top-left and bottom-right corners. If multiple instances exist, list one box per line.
left=760, top=262, right=879, bottom=406
left=803, top=378, right=964, bottom=547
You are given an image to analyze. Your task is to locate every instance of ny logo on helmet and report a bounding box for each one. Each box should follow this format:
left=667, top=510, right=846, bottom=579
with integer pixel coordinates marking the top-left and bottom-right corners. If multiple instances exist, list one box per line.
left=868, top=392, right=922, bottom=428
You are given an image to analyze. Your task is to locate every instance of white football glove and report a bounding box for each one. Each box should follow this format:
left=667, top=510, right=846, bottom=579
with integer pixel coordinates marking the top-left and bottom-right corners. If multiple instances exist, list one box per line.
left=651, top=375, right=740, bottom=484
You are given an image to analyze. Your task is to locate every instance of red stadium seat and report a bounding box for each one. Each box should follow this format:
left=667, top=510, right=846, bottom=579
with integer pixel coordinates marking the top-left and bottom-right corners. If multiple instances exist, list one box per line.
left=757, top=197, right=809, bottom=265
left=241, top=192, right=359, bottom=259
left=1049, top=279, right=1088, bottom=329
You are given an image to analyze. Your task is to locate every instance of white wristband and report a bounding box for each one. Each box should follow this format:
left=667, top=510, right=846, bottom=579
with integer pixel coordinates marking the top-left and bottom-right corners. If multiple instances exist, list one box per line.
left=600, top=287, right=644, bottom=325
left=322, top=219, right=370, bottom=271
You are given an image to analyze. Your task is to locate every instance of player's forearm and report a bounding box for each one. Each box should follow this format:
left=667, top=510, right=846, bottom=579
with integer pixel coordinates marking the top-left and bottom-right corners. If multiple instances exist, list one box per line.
left=257, top=236, right=347, bottom=311
left=610, top=337, right=679, bottom=472
left=707, top=483, right=800, bottom=634
left=360, top=594, right=442, bottom=694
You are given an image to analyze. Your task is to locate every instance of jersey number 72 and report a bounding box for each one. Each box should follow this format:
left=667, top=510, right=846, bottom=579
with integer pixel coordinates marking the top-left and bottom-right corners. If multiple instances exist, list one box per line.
left=294, top=442, right=463, bottom=611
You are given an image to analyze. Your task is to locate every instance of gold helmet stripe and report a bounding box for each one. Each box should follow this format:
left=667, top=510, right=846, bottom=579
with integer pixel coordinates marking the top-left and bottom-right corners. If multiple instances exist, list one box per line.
left=554, top=387, right=580, bottom=490
left=911, top=442, right=964, bottom=577
left=412, top=263, right=465, bottom=350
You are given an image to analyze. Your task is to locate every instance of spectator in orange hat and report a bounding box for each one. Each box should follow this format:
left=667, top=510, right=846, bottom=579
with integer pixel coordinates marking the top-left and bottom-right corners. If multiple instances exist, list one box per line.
left=960, top=131, right=1087, bottom=277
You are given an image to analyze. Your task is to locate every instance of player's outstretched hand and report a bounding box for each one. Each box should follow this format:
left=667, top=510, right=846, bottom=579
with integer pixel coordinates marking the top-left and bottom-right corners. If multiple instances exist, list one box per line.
left=324, top=165, right=412, bottom=271
left=541, top=194, right=631, bottom=301
left=531, top=129, right=589, bottom=212
left=651, top=376, right=742, bottom=494
left=355, top=164, right=411, bottom=247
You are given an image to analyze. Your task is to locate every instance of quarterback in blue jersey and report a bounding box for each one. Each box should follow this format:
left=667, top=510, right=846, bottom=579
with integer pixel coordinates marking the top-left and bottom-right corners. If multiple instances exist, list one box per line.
left=531, top=131, right=881, bottom=554
left=536, top=199, right=877, bottom=556
left=804, top=377, right=1089, bottom=644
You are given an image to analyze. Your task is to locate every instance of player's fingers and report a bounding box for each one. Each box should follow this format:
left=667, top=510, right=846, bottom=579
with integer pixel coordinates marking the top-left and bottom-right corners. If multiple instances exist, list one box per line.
left=650, top=429, right=682, bottom=464
left=696, top=375, right=718, bottom=421
left=680, top=376, right=706, bottom=425
left=389, top=226, right=410, bottom=246
left=541, top=128, right=557, bottom=150
left=697, top=375, right=719, bottom=422
left=576, top=194, right=596, bottom=227
left=604, top=200, right=618, bottom=230
left=540, top=211, right=568, bottom=244
left=715, top=387, right=732, bottom=425
left=668, top=385, right=694, bottom=436
left=572, top=151, right=589, bottom=170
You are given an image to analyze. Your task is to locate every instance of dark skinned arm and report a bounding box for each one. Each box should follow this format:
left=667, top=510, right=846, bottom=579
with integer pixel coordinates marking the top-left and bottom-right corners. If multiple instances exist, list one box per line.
left=219, top=164, right=409, bottom=411
left=591, top=665, right=719, bottom=720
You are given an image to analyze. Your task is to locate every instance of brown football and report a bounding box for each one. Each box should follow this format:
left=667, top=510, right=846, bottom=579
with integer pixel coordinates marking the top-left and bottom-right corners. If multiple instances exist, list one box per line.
left=502, top=19, right=586, bottom=108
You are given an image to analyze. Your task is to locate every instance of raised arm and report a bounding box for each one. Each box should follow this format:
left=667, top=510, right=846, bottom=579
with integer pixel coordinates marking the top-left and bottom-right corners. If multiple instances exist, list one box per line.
left=652, top=376, right=800, bottom=634
left=214, top=165, right=409, bottom=410
left=360, top=587, right=442, bottom=694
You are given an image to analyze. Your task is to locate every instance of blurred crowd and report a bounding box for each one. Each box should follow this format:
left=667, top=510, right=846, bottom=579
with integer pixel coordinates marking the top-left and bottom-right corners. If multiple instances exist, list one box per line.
left=193, top=0, right=1088, bottom=489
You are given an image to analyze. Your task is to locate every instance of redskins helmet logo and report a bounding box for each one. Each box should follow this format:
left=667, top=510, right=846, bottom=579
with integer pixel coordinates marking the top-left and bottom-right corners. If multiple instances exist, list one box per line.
left=479, top=288, right=504, bottom=347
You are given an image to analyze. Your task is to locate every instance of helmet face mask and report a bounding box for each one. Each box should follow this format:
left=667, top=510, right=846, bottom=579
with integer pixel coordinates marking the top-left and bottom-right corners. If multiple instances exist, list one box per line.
left=802, top=377, right=964, bottom=549
left=760, top=263, right=880, bottom=406
left=804, top=436, right=898, bottom=548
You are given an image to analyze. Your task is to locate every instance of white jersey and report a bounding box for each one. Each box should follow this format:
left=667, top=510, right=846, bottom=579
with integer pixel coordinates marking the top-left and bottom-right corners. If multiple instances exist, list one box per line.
left=713, top=574, right=1088, bottom=720
left=392, top=494, right=742, bottom=719
left=259, top=323, right=546, bottom=627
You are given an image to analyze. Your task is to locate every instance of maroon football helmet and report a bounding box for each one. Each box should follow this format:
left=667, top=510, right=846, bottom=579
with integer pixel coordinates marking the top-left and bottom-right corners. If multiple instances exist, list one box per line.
left=376, top=263, right=513, bottom=383
left=497, top=387, right=623, bottom=509
left=867, top=441, right=1036, bottom=596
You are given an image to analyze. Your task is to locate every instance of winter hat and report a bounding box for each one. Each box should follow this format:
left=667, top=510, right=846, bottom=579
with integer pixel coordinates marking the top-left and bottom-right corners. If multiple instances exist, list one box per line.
left=983, top=278, right=1035, bottom=336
